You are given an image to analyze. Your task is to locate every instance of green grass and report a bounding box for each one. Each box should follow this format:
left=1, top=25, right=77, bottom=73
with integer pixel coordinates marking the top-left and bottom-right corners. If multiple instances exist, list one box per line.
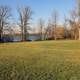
left=0, top=40, right=80, bottom=80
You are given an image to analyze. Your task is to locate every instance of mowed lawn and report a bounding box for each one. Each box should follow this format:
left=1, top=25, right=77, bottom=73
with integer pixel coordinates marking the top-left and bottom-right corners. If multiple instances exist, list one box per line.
left=0, top=40, right=80, bottom=80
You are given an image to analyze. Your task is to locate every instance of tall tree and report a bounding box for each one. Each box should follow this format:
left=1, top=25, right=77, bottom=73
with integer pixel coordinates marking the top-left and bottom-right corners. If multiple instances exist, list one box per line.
left=44, top=20, right=52, bottom=40
left=77, top=0, right=80, bottom=40
left=69, top=9, right=79, bottom=40
left=37, top=18, right=45, bottom=40
left=51, top=10, right=59, bottom=40
left=18, top=6, right=32, bottom=41
left=0, top=6, right=11, bottom=41
left=63, top=15, right=69, bottom=39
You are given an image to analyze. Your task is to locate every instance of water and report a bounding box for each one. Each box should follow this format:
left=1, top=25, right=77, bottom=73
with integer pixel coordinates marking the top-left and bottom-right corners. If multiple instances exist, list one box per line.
left=13, top=35, right=41, bottom=41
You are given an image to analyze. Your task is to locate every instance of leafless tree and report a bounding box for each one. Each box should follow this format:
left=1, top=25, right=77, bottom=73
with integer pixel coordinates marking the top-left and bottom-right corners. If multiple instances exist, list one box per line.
left=37, top=18, right=45, bottom=40
left=51, top=10, right=59, bottom=40
left=17, top=6, right=32, bottom=41
left=44, top=20, right=52, bottom=40
left=69, top=9, right=79, bottom=40
left=0, top=6, right=11, bottom=40
left=63, top=15, right=69, bottom=39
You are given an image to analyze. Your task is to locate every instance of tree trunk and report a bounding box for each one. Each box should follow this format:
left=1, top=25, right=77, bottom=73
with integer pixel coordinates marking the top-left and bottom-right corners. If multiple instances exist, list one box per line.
left=21, top=30, right=24, bottom=41
left=74, top=34, right=77, bottom=40
left=0, top=34, right=1, bottom=40
left=0, top=29, right=2, bottom=41
left=54, top=35, right=57, bottom=40
left=79, top=28, right=80, bottom=40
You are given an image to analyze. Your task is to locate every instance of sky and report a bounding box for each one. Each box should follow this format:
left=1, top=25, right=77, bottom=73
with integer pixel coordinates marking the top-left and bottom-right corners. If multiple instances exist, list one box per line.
left=0, top=0, right=76, bottom=26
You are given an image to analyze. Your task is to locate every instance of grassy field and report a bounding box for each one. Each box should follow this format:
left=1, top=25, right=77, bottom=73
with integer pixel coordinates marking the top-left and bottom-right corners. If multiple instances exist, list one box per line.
left=0, top=40, right=80, bottom=80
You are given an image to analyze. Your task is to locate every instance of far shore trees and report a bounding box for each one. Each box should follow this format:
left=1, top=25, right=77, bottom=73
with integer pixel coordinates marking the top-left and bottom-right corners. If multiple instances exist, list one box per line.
left=17, top=6, right=32, bottom=41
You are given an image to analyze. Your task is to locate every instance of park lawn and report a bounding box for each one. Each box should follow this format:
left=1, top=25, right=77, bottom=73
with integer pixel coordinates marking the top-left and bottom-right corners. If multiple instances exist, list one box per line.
left=0, top=40, right=80, bottom=80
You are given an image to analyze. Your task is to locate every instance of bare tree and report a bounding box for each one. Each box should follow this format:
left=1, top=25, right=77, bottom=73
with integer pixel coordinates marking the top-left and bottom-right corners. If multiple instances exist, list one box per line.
left=17, top=6, right=32, bottom=41
left=51, top=10, right=59, bottom=40
left=69, top=9, right=79, bottom=40
left=44, top=20, right=52, bottom=40
left=63, top=15, right=69, bottom=39
left=0, top=6, right=11, bottom=41
left=37, top=18, right=45, bottom=40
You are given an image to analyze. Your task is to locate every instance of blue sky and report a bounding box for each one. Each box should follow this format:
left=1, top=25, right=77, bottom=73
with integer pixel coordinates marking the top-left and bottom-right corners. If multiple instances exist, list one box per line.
left=0, top=0, right=76, bottom=25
